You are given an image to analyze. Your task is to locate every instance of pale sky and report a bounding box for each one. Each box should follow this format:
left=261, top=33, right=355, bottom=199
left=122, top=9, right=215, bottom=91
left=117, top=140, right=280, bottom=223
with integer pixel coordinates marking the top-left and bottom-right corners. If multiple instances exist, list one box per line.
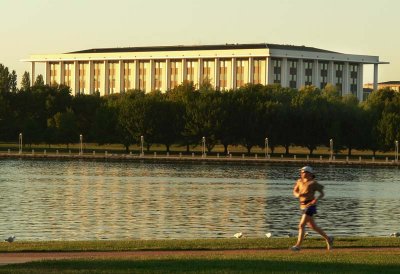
left=1, top=0, right=399, bottom=85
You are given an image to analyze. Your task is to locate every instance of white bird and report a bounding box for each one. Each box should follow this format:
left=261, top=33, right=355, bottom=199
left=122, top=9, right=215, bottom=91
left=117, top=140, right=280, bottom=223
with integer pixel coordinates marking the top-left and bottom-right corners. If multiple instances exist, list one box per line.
left=5, top=235, right=15, bottom=243
left=265, top=232, right=272, bottom=238
left=234, top=232, right=243, bottom=238
left=390, top=232, right=400, bottom=237
left=304, top=232, right=310, bottom=238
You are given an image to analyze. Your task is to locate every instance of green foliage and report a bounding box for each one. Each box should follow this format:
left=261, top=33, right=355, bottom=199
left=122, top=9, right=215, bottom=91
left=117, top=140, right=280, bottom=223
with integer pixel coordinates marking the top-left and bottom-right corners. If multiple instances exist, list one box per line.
left=34, top=74, right=45, bottom=86
left=20, top=71, right=31, bottom=91
left=0, top=67, right=400, bottom=154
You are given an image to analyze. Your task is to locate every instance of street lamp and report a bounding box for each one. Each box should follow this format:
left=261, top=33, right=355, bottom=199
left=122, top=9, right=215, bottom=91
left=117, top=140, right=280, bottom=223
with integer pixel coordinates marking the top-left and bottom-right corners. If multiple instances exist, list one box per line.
left=202, top=136, right=206, bottom=157
left=265, top=138, right=269, bottom=158
left=329, top=138, right=333, bottom=160
left=140, top=135, right=144, bottom=156
left=79, top=134, right=83, bottom=155
left=18, top=133, right=23, bottom=154
left=395, top=140, right=398, bottom=162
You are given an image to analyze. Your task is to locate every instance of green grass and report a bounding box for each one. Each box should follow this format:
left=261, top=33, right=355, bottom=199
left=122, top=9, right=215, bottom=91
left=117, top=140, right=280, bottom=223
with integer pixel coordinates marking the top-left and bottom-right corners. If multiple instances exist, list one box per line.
left=1, top=250, right=400, bottom=273
left=0, top=238, right=399, bottom=273
left=0, top=237, right=399, bottom=252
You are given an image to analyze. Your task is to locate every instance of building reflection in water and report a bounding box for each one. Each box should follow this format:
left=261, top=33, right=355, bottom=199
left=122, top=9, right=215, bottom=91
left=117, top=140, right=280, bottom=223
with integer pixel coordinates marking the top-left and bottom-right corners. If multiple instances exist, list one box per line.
left=0, top=160, right=399, bottom=240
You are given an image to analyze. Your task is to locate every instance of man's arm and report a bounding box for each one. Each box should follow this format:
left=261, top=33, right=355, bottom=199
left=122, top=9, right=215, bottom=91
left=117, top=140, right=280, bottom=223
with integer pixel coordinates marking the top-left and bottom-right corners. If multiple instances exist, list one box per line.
left=293, top=182, right=300, bottom=198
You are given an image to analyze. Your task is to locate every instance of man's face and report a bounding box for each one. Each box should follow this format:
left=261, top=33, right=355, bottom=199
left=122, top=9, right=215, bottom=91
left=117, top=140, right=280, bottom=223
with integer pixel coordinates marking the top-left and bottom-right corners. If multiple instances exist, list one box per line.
left=301, top=171, right=312, bottom=180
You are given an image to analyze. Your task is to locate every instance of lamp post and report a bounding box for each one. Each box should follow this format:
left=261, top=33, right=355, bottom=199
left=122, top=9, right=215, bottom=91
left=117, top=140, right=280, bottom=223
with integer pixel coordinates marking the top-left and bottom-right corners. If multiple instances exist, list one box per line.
left=18, top=133, right=23, bottom=154
left=329, top=138, right=333, bottom=160
left=79, top=134, right=83, bottom=155
left=395, top=140, right=398, bottom=162
left=140, top=135, right=144, bottom=156
left=265, top=138, right=269, bottom=158
left=202, top=136, right=206, bottom=157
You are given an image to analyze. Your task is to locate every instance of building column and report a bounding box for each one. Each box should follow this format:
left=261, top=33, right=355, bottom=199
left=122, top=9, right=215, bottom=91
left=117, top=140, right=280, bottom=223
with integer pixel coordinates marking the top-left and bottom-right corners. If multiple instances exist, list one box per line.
left=31, top=62, right=36, bottom=86
left=59, top=61, right=64, bottom=85
left=231, top=58, right=236, bottom=90
left=343, top=62, right=350, bottom=95
left=248, top=57, right=254, bottom=84
left=182, top=59, right=187, bottom=83
left=45, top=62, right=51, bottom=85
left=373, top=63, right=378, bottom=90
left=104, top=60, right=109, bottom=95
left=150, top=59, right=155, bottom=91
left=134, top=61, right=139, bottom=90
left=357, top=64, right=364, bottom=101
left=266, top=57, right=272, bottom=85
left=297, top=59, right=304, bottom=89
left=313, top=60, right=319, bottom=88
left=198, top=58, right=203, bottom=86
left=119, top=60, right=124, bottom=93
left=214, top=58, right=220, bottom=89
left=328, top=61, right=335, bottom=85
left=281, top=58, right=288, bottom=87
left=166, top=59, right=171, bottom=90
left=89, top=61, right=94, bottom=94
left=74, top=61, right=79, bottom=95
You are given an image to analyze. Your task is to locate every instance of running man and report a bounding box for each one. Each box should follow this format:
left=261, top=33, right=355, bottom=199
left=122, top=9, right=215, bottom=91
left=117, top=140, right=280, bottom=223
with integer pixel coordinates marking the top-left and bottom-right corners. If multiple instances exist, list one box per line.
left=291, top=166, right=333, bottom=251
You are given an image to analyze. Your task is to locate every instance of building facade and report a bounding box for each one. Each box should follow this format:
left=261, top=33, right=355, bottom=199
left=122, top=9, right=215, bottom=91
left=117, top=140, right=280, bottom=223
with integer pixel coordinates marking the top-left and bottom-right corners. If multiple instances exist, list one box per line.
left=23, top=43, right=387, bottom=101
left=364, top=81, right=400, bottom=92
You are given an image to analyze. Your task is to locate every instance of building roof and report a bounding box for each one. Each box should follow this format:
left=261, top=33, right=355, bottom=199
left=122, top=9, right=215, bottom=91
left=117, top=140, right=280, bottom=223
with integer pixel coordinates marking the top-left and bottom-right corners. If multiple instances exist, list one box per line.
left=68, top=43, right=339, bottom=54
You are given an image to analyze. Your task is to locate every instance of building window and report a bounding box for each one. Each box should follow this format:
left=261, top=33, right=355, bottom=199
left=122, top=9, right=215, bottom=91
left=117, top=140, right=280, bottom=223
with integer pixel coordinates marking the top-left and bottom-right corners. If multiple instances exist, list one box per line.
left=64, top=63, right=72, bottom=87
left=186, top=60, right=195, bottom=82
left=93, top=62, right=101, bottom=92
left=350, top=63, right=358, bottom=95
left=202, top=60, right=212, bottom=83
left=320, top=61, right=328, bottom=89
left=139, top=61, right=147, bottom=91
left=253, top=59, right=262, bottom=84
left=170, top=61, right=179, bottom=89
left=109, top=62, right=117, bottom=94
left=154, top=61, right=163, bottom=90
left=124, top=62, right=133, bottom=91
left=304, top=60, right=313, bottom=86
left=236, top=59, right=245, bottom=87
left=335, top=62, right=343, bottom=95
left=289, top=59, right=297, bottom=88
left=219, top=60, right=228, bottom=89
left=272, top=58, right=281, bottom=84
left=50, top=63, right=58, bottom=85
left=79, top=63, right=86, bottom=93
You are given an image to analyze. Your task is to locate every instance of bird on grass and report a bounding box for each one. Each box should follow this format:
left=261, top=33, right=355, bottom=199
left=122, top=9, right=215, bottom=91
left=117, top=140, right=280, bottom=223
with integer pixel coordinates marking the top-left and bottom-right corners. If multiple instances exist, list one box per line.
left=234, top=232, right=243, bottom=238
left=390, top=232, right=399, bottom=237
left=265, top=232, right=272, bottom=238
left=5, top=235, right=15, bottom=243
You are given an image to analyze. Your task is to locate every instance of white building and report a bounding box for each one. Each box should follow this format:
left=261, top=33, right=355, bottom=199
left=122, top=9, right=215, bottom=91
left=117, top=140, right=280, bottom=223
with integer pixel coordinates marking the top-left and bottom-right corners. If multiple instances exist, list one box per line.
left=23, top=43, right=388, bottom=101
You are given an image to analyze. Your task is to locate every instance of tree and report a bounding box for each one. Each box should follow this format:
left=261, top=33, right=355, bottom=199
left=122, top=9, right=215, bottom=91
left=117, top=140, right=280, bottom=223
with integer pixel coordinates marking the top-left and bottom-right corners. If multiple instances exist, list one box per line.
left=21, top=71, right=31, bottom=91
left=47, top=109, right=78, bottom=148
left=34, top=74, right=45, bottom=86
left=0, top=64, right=11, bottom=93
left=10, top=70, right=17, bottom=92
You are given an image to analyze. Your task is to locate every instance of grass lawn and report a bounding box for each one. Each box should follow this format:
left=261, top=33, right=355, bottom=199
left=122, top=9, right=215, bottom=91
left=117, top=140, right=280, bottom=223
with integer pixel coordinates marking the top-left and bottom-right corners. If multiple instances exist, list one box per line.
left=0, top=238, right=399, bottom=273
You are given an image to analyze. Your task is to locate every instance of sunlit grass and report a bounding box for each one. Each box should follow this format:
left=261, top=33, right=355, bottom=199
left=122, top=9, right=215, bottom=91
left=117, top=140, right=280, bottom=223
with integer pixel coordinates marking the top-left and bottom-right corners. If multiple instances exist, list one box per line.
left=1, top=248, right=400, bottom=273
left=0, top=237, right=398, bottom=252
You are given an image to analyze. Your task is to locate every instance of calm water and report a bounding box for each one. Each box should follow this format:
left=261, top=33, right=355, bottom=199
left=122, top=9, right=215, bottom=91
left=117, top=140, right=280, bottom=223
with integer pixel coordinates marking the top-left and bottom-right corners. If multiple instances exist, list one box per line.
left=0, top=159, right=399, bottom=241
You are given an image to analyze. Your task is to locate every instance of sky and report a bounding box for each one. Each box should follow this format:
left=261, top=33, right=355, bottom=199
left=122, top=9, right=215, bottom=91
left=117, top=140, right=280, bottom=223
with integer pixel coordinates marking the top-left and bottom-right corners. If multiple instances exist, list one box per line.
left=0, top=0, right=399, bottom=85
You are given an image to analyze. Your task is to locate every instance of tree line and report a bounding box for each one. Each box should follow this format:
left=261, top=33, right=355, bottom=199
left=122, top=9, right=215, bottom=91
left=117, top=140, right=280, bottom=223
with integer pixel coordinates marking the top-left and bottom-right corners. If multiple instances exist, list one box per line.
left=1, top=63, right=399, bottom=156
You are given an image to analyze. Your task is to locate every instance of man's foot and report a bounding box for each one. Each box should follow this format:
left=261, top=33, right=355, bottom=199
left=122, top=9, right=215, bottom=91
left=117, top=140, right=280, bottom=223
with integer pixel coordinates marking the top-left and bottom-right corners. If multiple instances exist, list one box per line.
left=327, top=236, right=334, bottom=250
left=290, top=246, right=301, bottom=251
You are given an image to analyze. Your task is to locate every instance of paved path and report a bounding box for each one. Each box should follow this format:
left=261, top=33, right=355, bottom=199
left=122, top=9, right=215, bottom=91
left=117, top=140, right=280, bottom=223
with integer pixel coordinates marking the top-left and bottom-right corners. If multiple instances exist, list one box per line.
left=1, top=248, right=400, bottom=265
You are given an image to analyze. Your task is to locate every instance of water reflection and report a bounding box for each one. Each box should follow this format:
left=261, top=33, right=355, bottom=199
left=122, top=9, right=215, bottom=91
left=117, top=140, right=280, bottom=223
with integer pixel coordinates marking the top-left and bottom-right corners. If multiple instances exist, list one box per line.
left=0, top=159, right=399, bottom=240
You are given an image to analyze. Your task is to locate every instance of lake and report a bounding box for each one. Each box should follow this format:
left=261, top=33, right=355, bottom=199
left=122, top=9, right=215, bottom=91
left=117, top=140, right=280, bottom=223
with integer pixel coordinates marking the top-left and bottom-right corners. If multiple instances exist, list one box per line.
left=0, top=159, right=399, bottom=240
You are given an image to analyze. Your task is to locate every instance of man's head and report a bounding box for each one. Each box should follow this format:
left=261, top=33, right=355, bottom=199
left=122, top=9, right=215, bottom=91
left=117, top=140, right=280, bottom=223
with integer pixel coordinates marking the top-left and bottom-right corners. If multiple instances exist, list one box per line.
left=299, top=166, right=315, bottom=179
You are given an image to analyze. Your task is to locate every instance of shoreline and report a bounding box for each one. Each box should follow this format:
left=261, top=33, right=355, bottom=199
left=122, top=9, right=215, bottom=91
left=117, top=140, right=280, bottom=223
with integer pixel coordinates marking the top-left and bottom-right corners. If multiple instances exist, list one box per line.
left=1, top=152, right=399, bottom=167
